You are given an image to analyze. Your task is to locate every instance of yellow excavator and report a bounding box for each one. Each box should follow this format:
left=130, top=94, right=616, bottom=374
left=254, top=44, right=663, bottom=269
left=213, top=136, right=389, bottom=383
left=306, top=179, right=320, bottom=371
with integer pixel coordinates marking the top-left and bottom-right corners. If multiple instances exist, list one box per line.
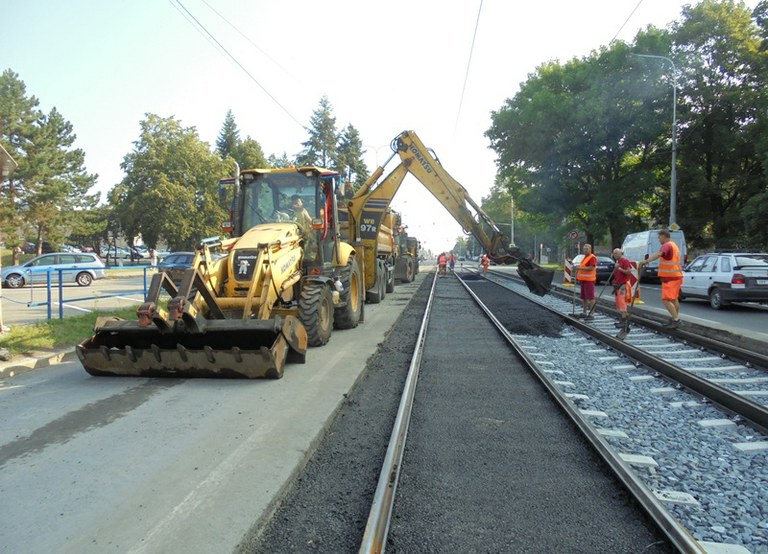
left=347, top=130, right=554, bottom=296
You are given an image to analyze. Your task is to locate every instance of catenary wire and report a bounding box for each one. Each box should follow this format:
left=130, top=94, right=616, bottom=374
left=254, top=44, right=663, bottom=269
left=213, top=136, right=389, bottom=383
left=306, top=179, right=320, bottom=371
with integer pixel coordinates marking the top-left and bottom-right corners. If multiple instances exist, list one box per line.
left=171, top=0, right=307, bottom=131
left=610, top=0, right=645, bottom=44
left=199, top=0, right=301, bottom=85
left=454, top=0, right=484, bottom=135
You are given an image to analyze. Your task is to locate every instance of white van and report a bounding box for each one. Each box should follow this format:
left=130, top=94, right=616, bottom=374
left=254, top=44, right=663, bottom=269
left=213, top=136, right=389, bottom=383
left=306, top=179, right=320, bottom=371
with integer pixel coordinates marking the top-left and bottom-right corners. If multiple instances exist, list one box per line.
left=621, top=229, right=687, bottom=281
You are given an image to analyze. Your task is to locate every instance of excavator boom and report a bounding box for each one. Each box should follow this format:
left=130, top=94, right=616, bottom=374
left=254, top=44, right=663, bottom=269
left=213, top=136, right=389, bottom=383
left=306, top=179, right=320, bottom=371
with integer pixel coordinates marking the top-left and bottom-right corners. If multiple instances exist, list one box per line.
left=351, top=131, right=554, bottom=295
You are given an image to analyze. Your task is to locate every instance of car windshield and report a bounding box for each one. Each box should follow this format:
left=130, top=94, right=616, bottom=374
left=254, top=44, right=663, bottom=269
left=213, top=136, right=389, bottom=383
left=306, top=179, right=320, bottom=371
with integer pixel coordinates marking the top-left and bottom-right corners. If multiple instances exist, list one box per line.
left=240, top=172, right=317, bottom=229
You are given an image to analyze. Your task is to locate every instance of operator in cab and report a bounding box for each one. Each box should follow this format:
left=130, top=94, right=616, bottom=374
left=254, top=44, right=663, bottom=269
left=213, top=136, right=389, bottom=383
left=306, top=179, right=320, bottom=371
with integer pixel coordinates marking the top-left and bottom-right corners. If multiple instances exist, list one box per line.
left=291, top=194, right=312, bottom=227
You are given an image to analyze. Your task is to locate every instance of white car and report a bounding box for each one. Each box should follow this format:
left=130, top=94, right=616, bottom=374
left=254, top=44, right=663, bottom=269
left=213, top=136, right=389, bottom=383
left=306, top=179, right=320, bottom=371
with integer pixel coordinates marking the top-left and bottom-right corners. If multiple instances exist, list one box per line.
left=680, top=252, right=768, bottom=309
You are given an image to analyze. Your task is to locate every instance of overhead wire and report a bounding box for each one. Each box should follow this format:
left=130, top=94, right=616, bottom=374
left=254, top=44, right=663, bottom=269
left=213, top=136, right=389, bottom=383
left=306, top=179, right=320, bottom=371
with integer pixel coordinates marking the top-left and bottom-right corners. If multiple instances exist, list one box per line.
left=170, top=0, right=307, bottom=130
left=454, top=0, right=484, bottom=135
left=610, top=0, right=645, bottom=44
left=199, top=0, right=300, bottom=84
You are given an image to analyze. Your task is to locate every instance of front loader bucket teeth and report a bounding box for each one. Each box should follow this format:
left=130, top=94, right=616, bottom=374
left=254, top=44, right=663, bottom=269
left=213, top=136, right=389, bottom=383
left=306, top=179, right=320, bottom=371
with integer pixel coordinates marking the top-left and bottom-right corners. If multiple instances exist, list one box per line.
left=76, top=315, right=307, bottom=379
left=518, top=266, right=555, bottom=296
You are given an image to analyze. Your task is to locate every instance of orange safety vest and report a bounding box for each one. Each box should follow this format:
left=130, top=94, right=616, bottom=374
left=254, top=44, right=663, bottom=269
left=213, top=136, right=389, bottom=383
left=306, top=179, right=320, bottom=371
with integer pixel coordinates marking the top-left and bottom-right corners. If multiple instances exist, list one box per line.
left=658, top=241, right=683, bottom=280
left=576, top=253, right=597, bottom=282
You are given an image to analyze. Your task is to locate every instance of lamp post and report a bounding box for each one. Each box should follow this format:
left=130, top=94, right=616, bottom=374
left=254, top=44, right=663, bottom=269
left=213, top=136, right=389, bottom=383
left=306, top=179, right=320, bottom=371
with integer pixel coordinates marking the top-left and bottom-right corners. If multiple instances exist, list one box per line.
left=632, top=53, right=678, bottom=227
left=510, top=195, right=515, bottom=245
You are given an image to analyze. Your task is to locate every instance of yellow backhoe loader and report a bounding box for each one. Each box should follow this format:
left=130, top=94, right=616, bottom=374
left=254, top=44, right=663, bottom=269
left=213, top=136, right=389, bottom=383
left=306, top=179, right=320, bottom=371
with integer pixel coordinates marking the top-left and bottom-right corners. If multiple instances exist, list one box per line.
left=77, top=166, right=365, bottom=379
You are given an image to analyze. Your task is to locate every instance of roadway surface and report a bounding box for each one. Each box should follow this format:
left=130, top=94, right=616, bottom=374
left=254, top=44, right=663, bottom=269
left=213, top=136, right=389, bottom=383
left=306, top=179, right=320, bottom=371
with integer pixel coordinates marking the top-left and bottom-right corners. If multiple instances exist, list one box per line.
left=0, top=274, right=425, bottom=553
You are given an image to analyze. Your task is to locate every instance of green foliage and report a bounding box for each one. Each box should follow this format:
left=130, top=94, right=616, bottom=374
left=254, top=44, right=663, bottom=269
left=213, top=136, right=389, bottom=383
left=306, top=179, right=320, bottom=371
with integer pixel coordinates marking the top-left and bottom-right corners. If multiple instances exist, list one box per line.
left=670, top=0, right=766, bottom=249
left=0, top=69, right=97, bottom=255
left=215, top=109, right=240, bottom=159
left=336, top=124, right=369, bottom=189
left=296, top=96, right=338, bottom=168
left=232, top=137, right=267, bottom=170
left=110, top=114, right=229, bottom=251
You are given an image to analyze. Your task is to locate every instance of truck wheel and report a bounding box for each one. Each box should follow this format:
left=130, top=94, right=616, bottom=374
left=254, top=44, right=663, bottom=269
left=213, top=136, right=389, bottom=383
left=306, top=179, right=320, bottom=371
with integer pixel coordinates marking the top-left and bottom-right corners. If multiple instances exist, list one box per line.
left=379, top=261, right=387, bottom=300
left=334, top=258, right=362, bottom=329
left=385, top=264, right=395, bottom=293
left=406, top=258, right=415, bottom=282
left=300, top=282, right=334, bottom=346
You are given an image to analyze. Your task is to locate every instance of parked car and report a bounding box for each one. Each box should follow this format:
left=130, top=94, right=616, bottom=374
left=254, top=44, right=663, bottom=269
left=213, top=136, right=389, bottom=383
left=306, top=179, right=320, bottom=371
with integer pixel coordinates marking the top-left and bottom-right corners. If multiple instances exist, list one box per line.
left=680, top=252, right=768, bottom=309
left=157, top=251, right=196, bottom=284
left=22, top=241, right=57, bottom=254
left=1, top=252, right=106, bottom=288
left=571, top=254, right=616, bottom=284
left=102, top=246, right=132, bottom=261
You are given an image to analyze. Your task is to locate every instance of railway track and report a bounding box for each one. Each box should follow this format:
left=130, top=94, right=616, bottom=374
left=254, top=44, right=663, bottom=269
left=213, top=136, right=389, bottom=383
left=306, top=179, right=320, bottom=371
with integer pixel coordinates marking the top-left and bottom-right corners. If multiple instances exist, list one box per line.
left=249, top=270, right=766, bottom=553
left=361, top=271, right=768, bottom=553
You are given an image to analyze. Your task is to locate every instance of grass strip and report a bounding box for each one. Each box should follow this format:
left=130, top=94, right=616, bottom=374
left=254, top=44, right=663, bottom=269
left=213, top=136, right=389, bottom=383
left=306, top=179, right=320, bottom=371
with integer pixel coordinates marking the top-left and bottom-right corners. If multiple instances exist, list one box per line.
left=0, top=307, right=137, bottom=356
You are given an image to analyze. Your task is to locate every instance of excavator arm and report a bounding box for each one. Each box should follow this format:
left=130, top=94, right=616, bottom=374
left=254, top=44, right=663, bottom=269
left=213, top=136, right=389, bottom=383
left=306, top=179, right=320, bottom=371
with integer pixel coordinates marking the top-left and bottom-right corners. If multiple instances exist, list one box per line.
left=348, top=130, right=554, bottom=296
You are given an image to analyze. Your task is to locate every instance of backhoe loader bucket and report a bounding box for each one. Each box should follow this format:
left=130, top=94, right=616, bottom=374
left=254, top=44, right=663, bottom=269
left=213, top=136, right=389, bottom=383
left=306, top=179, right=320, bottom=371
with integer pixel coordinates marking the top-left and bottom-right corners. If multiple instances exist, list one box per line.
left=76, top=314, right=307, bottom=379
left=518, top=265, right=555, bottom=297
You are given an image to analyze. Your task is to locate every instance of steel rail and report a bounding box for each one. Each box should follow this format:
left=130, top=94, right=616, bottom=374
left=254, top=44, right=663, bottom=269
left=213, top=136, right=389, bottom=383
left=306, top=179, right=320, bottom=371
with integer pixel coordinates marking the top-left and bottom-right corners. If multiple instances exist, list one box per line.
left=455, top=273, right=706, bottom=554
left=486, top=270, right=768, bottom=433
left=358, top=270, right=439, bottom=554
left=492, top=268, right=768, bottom=368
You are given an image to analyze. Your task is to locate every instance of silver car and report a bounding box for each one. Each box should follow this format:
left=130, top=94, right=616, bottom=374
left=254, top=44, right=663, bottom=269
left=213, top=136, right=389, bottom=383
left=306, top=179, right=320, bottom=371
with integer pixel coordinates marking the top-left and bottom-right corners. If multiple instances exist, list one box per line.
left=1, top=252, right=106, bottom=288
left=680, top=252, right=768, bottom=309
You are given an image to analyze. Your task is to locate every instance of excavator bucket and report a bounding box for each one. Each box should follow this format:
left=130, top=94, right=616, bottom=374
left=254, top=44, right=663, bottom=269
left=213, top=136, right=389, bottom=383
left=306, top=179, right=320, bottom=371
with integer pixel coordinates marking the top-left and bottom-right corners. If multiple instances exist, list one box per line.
left=76, top=314, right=307, bottom=379
left=518, top=266, right=555, bottom=296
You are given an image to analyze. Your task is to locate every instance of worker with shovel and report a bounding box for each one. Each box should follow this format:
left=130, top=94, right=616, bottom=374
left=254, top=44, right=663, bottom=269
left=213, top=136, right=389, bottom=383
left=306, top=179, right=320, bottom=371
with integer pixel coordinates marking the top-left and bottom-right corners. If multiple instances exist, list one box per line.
left=611, top=248, right=634, bottom=336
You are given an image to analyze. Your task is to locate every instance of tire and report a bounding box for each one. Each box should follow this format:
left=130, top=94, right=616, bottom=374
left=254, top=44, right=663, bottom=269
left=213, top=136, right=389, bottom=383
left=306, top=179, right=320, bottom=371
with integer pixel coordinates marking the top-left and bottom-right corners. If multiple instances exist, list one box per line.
left=379, top=261, right=387, bottom=301
left=678, top=291, right=686, bottom=301
left=5, top=273, right=25, bottom=288
left=76, top=272, right=93, bottom=287
left=299, top=282, right=334, bottom=346
left=708, top=287, right=729, bottom=310
left=385, top=263, right=395, bottom=293
left=366, top=263, right=383, bottom=304
left=334, top=258, right=363, bottom=329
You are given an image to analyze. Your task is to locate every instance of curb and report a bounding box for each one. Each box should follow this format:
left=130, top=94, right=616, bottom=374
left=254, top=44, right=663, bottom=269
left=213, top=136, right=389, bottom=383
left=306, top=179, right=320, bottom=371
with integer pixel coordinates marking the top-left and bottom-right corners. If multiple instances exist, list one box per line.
left=0, top=349, right=77, bottom=380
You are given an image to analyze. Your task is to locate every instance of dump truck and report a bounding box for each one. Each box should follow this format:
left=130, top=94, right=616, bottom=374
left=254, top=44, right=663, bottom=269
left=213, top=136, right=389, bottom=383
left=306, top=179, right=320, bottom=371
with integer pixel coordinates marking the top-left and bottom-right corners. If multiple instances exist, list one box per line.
left=392, top=212, right=419, bottom=283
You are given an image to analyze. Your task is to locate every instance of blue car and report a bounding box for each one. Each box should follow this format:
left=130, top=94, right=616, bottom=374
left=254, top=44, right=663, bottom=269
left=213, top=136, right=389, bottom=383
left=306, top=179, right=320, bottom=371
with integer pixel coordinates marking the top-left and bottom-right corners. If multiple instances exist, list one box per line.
left=1, top=252, right=106, bottom=288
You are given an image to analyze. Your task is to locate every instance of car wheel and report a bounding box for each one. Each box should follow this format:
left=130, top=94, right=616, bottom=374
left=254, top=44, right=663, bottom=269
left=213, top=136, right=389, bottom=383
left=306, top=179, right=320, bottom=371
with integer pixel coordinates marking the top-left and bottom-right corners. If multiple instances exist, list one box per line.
left=5, top=273, right=25, bottom=288
left=708, top=287, right=728, bottom=310
left=678, top=291, right=686, bottom=301
left=76, top=272, right=93, bottom=287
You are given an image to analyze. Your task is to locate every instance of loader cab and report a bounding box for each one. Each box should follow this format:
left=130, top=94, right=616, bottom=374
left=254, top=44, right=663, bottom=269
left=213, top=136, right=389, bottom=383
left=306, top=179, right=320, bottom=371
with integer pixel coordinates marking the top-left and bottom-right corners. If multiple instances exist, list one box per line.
left=238, top=168, right=341, bottom=268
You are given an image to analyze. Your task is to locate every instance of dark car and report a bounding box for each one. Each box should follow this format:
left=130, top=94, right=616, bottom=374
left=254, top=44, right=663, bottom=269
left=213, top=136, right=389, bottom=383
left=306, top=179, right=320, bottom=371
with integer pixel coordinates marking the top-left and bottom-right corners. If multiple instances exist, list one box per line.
left=157, top=252, right=196, bottom=284
left=572, top=254, right=616, bottom=284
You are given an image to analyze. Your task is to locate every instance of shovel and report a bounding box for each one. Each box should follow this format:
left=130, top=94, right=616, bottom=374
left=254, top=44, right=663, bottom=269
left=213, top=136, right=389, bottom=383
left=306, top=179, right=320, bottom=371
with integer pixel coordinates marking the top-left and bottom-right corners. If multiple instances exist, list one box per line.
left=586, top=265, right=618, bottom=319
left=616, top=291, right=637, bottom=340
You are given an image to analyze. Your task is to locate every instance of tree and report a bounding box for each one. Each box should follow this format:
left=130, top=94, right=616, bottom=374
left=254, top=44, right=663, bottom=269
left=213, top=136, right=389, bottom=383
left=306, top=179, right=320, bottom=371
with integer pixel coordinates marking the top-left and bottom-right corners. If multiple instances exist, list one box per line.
left=337, top=124, right=369, bottom=189
left=21, top=107, right=99, bottom=254
left=268, top=152, right=293, bottom=168
left=110, top=114, right=229, bottom=251
left=486, top=40, right=669, bottom=248
left=296, top=96, right=338, bottom=168
left=215, top=109, right=240, bottom=159
left=0, top=69, right=41, bottom=261
left=671, top=0, right=767, bottom=249
left=232, top=137, right=268, bottom=170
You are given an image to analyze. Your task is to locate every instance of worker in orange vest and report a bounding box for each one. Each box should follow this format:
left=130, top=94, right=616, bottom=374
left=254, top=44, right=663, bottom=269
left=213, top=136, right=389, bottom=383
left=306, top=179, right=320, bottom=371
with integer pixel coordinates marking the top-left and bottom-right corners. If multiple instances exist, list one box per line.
left=639, top=229, right=683, bottom=328
left=480, top=254, right=490, bottom=273
left=437, top=252, right=448, bottom=276
left=575, top=243, right=597, bottom=319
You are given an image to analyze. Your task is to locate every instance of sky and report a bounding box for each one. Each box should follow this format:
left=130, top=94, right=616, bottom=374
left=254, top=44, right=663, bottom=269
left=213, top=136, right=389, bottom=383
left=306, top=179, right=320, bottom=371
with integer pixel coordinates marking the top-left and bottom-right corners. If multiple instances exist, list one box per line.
left=4, top=0, right=760, bottom=254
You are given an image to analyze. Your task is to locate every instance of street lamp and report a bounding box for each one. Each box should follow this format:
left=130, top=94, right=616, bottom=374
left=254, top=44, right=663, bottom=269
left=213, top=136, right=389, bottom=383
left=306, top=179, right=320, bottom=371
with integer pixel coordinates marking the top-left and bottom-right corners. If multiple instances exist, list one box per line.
left=631, top=53, right=678, bottom=227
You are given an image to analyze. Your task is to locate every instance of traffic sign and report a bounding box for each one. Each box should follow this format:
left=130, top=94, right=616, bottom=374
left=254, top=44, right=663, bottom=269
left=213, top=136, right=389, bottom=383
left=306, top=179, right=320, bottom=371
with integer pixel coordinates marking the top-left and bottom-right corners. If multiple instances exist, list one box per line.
left=669, top=223, right=680, bottom=231
left=568, top=229, right=578, bottom=240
